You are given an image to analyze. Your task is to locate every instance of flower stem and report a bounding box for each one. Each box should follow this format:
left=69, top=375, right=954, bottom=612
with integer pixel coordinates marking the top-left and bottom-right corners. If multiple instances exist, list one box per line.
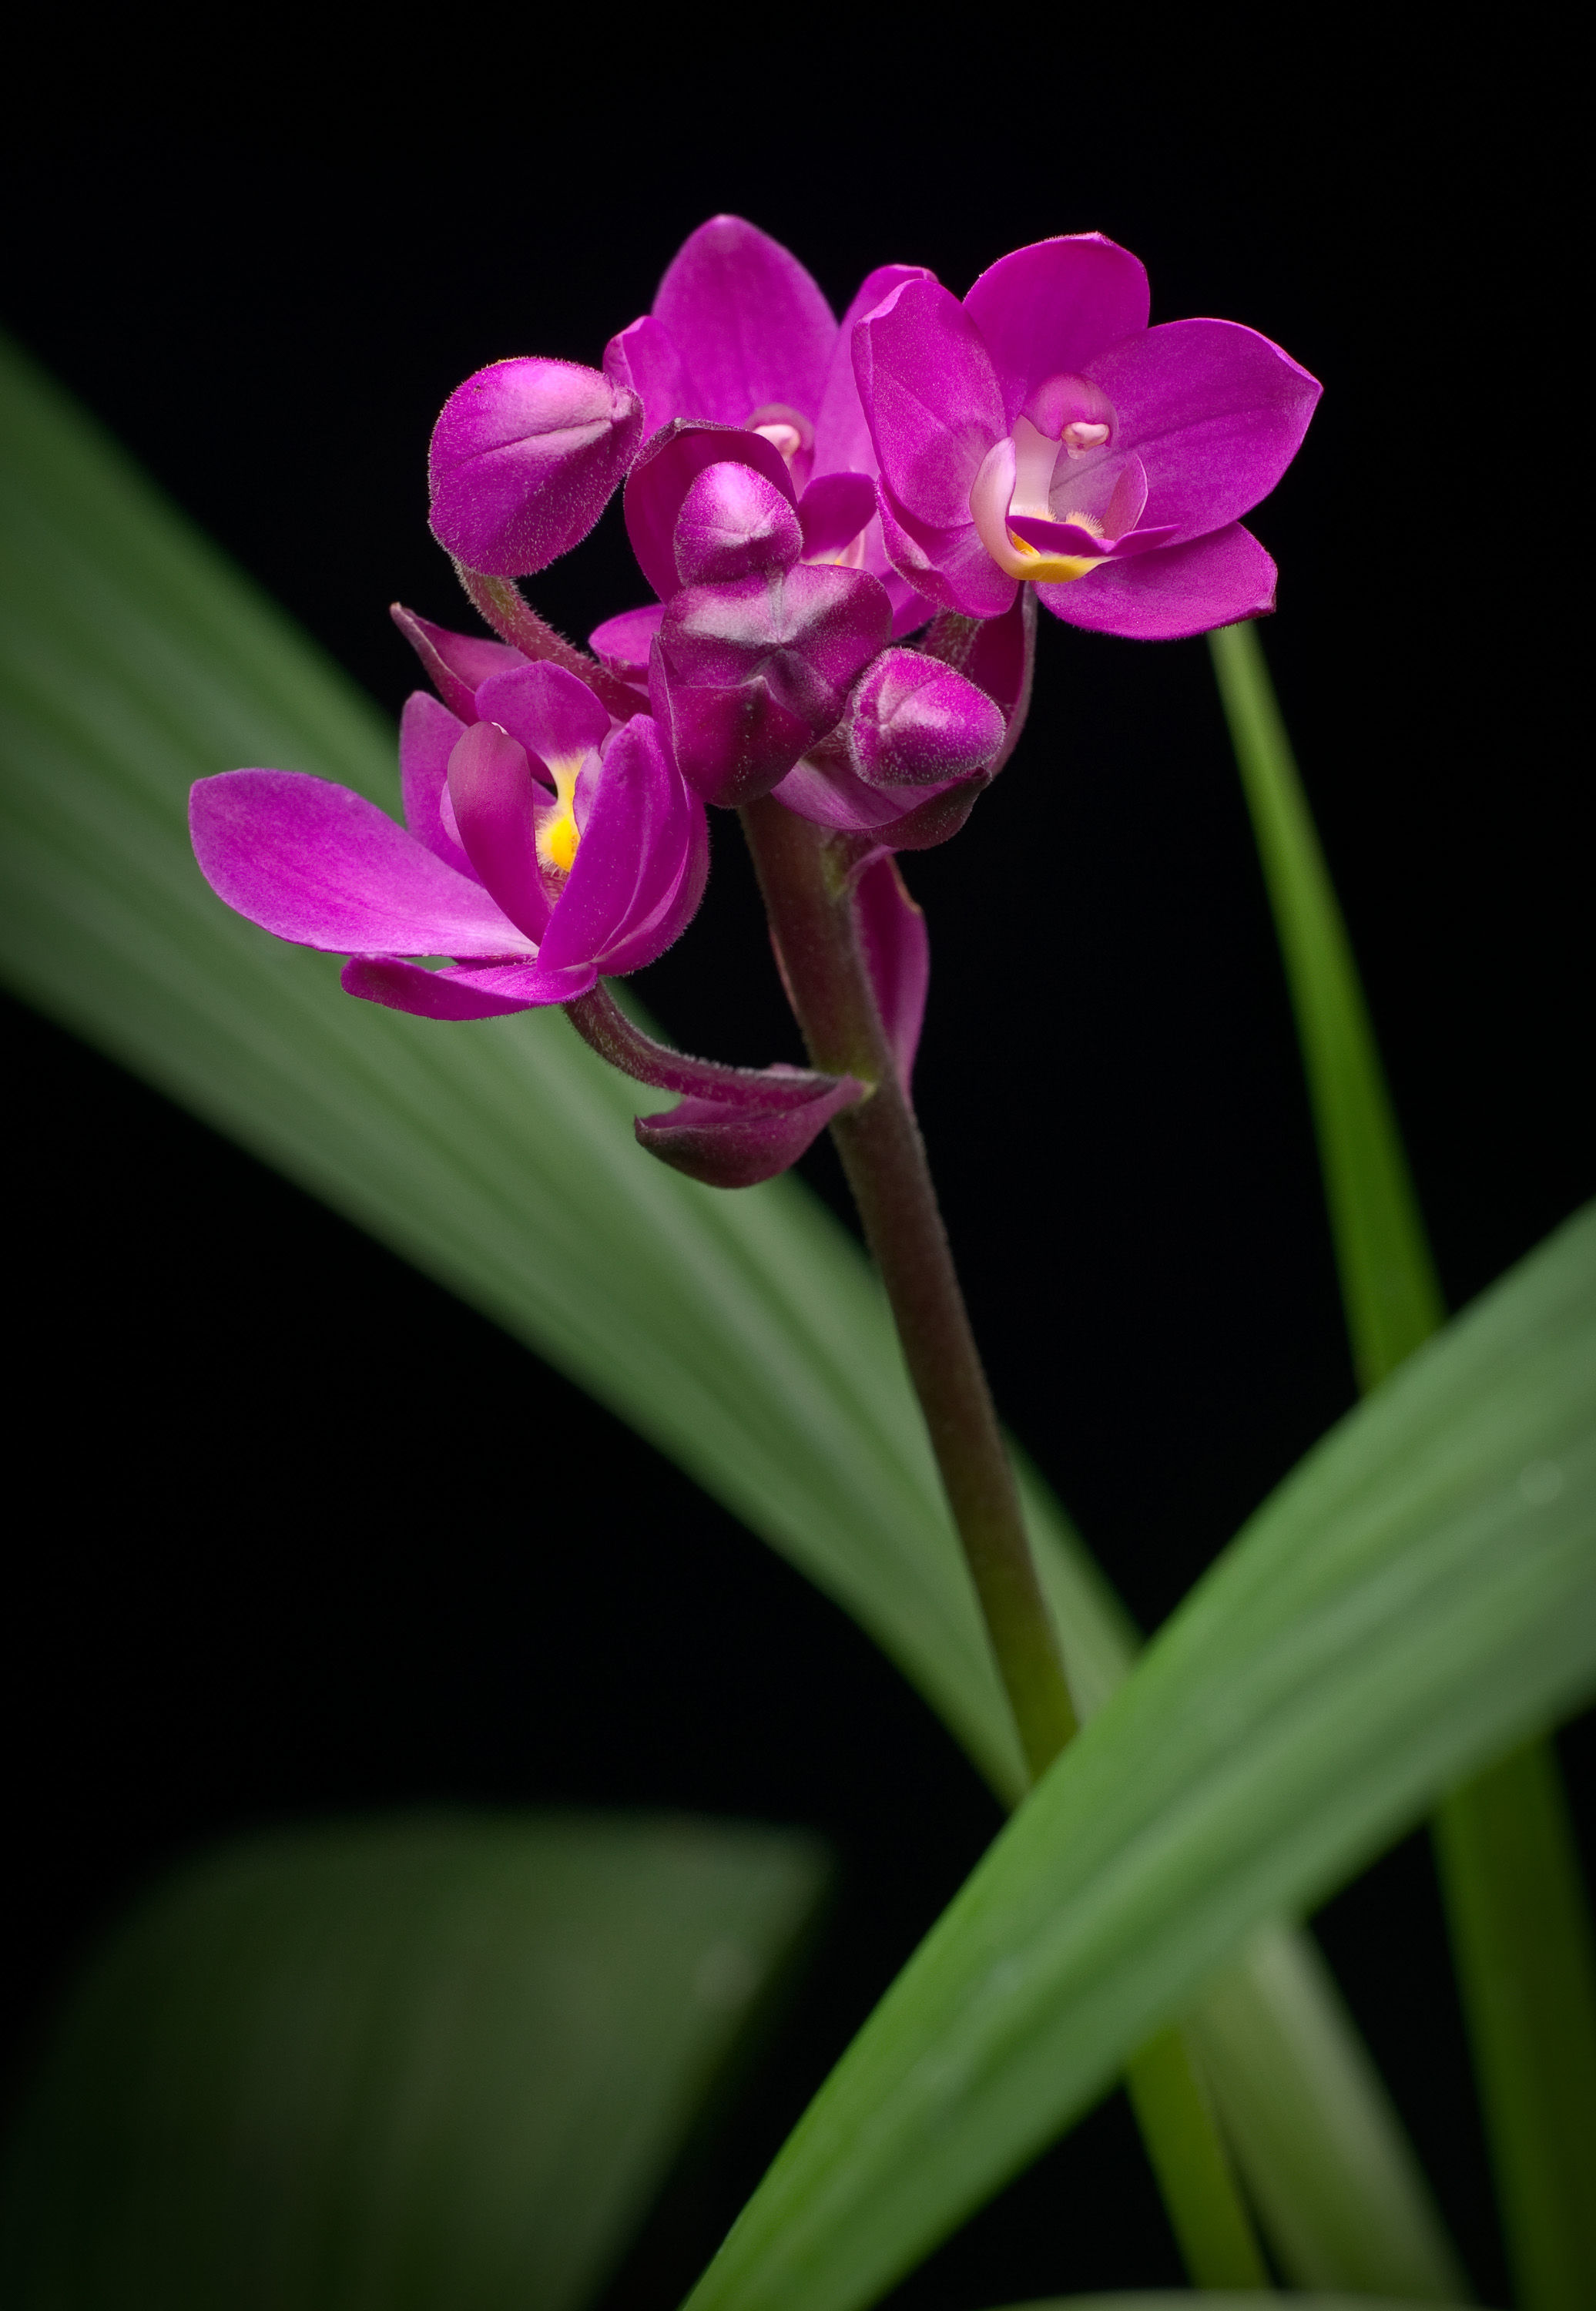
left=739, top=793, right=1268, bottom=2285
left=451, top=561, right=644, bottom=722
left=739, top=793, right=1075, bottom=1780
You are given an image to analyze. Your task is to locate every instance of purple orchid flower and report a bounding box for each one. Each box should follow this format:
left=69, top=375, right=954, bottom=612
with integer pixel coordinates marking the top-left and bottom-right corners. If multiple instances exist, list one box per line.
left=852, top=234, right=1321, bottom=639
left=602, top=213, right=934, bottom=638
left=189, top=662, right=707, bottom=1018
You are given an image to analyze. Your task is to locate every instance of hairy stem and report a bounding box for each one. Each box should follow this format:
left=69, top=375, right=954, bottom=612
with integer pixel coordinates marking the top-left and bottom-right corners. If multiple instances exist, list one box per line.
left=452, top=562, right=644, bottom=722
left=739, top=793, right=1075, bottom=1779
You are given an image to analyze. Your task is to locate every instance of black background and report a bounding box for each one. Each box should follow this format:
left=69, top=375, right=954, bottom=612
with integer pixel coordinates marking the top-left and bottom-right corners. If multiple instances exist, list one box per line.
left=1, top=14, right=1586, bottom=2305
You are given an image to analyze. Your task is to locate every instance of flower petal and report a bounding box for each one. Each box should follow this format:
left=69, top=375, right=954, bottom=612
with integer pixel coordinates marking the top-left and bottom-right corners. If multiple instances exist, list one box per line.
left=588, top=604, right=664, bottom=689
left=538, top=713, right=693, bottom=971
left=624, top=421, right=797, bottom=602
left=446, top=720, right=553, bottom=940
left=848, top=650, right=1004, bottom=790
left=853, top=277, right=1005, bottom=528
left=189, top=770, right=533, bottom=958
left=653, top=215, right=837, bottom=427
left=428, top=357, right=643, bottom=577
left=602, top=313, right=689, bottom=439
left=399, top=693, right=476, bottom=877
left=1038, top=522, right=1278, bottom=639
left=1086, top=318, right=1322, bottom=542
left=341, top=955, right=595, bottom=1017
left=389, top=604, right=525, bottom=720
left=813, top=264, right=935, bottom=478
left=636, top=1078, right=863, bottom=1189
left=877, top=488, right=1018, bottom=621
left=674, top=460, right=804, bottom=585
left=964, top=235, right=1150, bottom=430
left=472, top=660, right=612, bottom=772
left=855, top=854, right=929, bottom=1092
left=797, top=471, right=877, bottom=562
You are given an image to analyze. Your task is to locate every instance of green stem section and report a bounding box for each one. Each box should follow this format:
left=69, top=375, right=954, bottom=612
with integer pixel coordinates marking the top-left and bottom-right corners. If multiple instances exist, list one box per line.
left=1211, top=617, right=1596, bottom=2310
left=739, top=793, right=1268, bottom=2287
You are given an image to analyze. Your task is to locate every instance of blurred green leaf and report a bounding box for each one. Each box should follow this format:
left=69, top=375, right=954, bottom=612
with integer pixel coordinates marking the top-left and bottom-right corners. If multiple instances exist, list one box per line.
left=977, top=2298, right=1470, bottom=2310
left=1212, top=617, right=1596, bottom=2308
left=682, top=1205, right=1596, bottom=2311
left=0, top=334, right=1454, bottom=2293
left=0, top=1813, right=826, bottom=2310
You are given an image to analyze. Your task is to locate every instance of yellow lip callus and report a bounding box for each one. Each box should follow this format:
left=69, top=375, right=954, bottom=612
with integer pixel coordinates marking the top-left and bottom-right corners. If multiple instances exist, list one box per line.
left=536, top=754, right=585, bottom=877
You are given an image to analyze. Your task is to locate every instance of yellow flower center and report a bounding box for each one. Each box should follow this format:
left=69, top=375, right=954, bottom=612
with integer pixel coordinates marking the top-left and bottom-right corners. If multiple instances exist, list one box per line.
left=535, top=754, right=585, bottom=877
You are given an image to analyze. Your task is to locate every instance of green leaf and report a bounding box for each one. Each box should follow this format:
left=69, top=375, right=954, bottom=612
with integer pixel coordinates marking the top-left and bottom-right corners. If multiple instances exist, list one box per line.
left=0, top=334, right=1453, bottom=2293
left=976, top=2299, right=1470, bottom=2311
left=1212, top=618, right=1596, bottom=2308
left=680, top=1204, right=1596, bottom=2311
left=0, top=1813, right=826, bottom=2310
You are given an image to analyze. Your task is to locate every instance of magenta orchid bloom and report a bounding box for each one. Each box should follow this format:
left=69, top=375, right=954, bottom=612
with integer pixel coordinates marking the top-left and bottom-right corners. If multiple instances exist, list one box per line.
left=190, top=660, right=707, bottom=1019
left=853, top=235, right=1320, bottom=639
left=603, top=214, right=933, bottom=638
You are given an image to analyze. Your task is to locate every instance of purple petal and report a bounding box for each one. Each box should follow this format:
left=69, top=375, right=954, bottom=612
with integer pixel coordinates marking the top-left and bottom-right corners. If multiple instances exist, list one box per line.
left=400, top=693, right=476, bottom=877
left=601, top=781, right=709, bottom=974
left=852, top=277, right=1004, bottom=528
left=342, top=955, right=595, bottom=1018
left=653, top=215, right=836, bottom=428
left=964, top=235, right=1150, bottom=430
left=1038, top=522, right=1278, bottom=639
left=797, top=471, right=877, bottom=562
left=588, top=604, right=664, bottom=688
left=538, top=713, right=693, bottom=971
left=624, top=421, right=797, bottom=602
left=390, top=604, right=526, bottom=719
left=855, top=854, right=929, bottom=1092
left=813, top=264, right=935, bottom=478
left=771, top=751, right=989, bottom=850
left=1086, top=318, right=1322, bottom=543
left=602, top=313, right=689, bottom=438
left=877, top=488, right=1018, bottom=621
left=659, top=670, right=818, bottom=808
left=848, top=650, right=1004, bottom=790
left=674, top=460, right=803, bottom=586
left=472, top=661, right=612, bottom=773
left=190, top=770, right=533, bottom=958
left=446, top=720, right=552, bottom=940
left=659, top=565, right=890, bottom=727
left=637, top=1078, right=863, bottom=1189
left=428, top=357, right=644, bottom=577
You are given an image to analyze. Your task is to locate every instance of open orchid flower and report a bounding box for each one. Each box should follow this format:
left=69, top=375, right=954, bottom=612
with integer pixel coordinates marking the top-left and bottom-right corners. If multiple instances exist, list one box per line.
left=428, top=358, right=645, bottom=578
left=189, top=664, right=707, bottom=1018
left=853, top=234, right=1321, bottom=639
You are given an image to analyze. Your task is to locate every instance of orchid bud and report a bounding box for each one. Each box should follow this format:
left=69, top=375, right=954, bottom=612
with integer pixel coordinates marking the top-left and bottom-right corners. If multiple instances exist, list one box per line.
left=428, top=357, right=644, bottom=577
left=847, top=650, right=1004, bottom=791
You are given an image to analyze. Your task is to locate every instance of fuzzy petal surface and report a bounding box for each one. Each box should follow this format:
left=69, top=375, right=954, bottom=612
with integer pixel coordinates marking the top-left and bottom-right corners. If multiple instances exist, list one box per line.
left=653, top=215, right=836, bottom=428
left=1038, top=521, right=1277, bottom=638
left=848, top=651, right=1004, bottom=789
left=674, top=461, right=804, bottom=585
left=964, top=235, right=1150, bottom=429
left=428, top=357, right=643, bottom=577
left=853, top=278, right=1004, bottom=529
left=625, top=421, right=797, bottom=602
left=190, top=770, right=533, bottom=958
left=1087, top=318, right=1322, bottom=543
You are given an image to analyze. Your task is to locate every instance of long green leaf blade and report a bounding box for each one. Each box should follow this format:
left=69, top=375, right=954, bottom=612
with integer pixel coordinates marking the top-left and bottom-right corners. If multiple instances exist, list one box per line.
left=0, top=335, right=1454, bottom=2293
left=0, top=1813, right=826, bottom=2310
left=682, top=1205, right=1596, bottom=2311
left=1212, top=619, right=1596, bottom=2306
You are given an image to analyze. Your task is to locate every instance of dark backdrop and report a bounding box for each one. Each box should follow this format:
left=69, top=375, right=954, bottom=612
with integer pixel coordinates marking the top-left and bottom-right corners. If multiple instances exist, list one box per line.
left=2, top=16, right=1585, bottom=2306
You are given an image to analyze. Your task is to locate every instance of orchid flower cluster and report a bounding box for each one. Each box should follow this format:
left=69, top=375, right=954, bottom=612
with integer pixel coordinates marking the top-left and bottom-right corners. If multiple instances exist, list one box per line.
left=192, top=217, right=1318, bottom=1187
